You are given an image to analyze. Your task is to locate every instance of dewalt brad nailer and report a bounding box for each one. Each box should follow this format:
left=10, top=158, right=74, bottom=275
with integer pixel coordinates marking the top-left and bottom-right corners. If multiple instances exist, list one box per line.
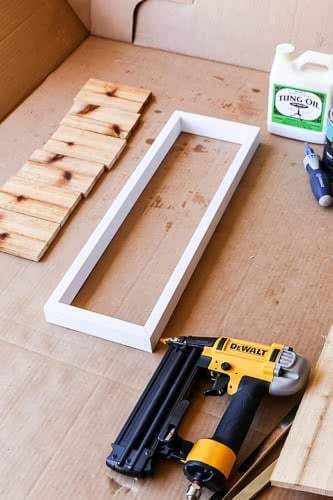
left=106, top=336, right=309, bottom=499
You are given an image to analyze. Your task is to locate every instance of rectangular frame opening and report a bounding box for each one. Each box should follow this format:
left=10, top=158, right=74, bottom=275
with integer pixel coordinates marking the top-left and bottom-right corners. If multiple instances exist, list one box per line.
left=44, top=111, right=260, bottom=351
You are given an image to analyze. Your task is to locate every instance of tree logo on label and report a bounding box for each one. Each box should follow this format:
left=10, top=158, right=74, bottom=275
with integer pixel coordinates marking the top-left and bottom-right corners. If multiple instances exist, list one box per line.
left=275, top=88, right=322, bottom=121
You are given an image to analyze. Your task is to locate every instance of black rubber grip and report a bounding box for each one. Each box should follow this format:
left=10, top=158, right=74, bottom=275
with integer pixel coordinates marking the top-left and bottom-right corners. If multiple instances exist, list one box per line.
left=213, top=377, right=268, bottom=453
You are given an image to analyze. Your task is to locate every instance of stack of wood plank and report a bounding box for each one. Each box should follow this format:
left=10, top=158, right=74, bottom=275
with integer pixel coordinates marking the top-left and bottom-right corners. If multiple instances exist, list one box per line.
left=0, top=79, right=151, bottom=261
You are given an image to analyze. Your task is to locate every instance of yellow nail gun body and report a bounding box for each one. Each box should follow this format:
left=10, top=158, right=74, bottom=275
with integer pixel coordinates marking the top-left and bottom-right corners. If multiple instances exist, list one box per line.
left=106, top=336, right=309, bottom=499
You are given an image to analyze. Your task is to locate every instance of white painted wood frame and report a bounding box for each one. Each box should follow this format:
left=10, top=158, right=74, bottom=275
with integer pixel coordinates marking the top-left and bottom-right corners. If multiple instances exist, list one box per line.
left=44, top=111, right=260, bottom=351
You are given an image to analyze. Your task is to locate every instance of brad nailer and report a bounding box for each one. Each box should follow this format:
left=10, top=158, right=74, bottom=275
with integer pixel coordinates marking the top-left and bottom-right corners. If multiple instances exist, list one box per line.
left=106, top=336, right=309, bottom=499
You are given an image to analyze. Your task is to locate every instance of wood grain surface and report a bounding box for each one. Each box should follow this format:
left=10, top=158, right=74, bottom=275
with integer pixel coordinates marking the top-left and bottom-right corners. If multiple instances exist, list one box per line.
left=63, top=101, right=140, bottom=138
left=0, top=38, right=331, bottom=500
left=85, top=78, right=152, bottom=104
left=272, top=326, right=333, bottom=496
left=29, top=149, right=105, bottom=196
left=30, top=148, right=105, bottom=178
left=49, top=125, right=126, bottom=169
left=234, top=460, right=277, bottom=500
left=18, top=163, right=94, bottom=197
left=0, top=77, right=151, bottom=260
left=1, top=176, right=81, bottom=225
left=76, top=78, right=151, bottom=112
left=0, top=207, right=60, bottom=261
left=0, top=190, right=72, bottom=225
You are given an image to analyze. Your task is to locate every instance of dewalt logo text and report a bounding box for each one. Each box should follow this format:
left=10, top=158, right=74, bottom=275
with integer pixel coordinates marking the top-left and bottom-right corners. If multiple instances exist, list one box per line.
left=229, top=343, right=268, bottom=356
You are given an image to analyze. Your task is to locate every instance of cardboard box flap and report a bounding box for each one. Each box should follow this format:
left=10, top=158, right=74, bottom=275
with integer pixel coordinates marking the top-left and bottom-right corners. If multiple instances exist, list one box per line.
left=90, top=1, right=193, bottom=42
left=68, top=0, right=91, bottom=29
left=0, top=0, right=87, bottom=122
left=89, top=0, right=333, bottom=71
left=91, top=0, right=144, bottom=42
left=0, top=0, right=44, bottom=44
left=133, top=0, right=333, bottom=72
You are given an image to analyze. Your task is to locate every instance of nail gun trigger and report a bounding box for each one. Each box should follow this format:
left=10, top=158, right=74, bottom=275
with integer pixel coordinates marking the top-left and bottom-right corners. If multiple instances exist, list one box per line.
left=204, top=373, right=229, bottom=397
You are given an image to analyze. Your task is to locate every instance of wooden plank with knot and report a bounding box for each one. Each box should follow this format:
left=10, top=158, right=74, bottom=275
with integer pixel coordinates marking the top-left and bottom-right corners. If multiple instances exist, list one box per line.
left=19, top=149, right=106, bottom=198
left=30, top=149, right=105, bottom=179
left=75, top=78, right=151, bottom=113
left=0, top=176, right=81, bottom=225
left=0, top=208, right=60, bottom=261
left=44, top=125, right=126, bottom=170
left=0, top=78, right=151, bottom=260
left=62, top=102, right=140, bottom=139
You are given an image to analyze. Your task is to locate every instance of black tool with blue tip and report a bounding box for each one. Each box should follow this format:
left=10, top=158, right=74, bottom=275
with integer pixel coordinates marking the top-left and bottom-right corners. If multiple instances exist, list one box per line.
left=303, top=143, right=332, bottom=207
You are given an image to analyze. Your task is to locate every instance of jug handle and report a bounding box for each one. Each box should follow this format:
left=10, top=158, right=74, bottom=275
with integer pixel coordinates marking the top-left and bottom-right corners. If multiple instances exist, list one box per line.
left=296, top=50, right=333, bottom=71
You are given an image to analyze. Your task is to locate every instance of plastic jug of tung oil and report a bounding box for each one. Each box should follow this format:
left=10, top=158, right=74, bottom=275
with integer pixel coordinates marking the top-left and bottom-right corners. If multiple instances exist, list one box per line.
left=268, top=43, right=333, bottom=143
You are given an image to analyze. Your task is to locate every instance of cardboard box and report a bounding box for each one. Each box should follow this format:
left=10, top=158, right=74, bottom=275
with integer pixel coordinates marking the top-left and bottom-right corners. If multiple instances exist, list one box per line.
left=0, top=0, right=87, bottom=122
left=0, top=2, right=333, bottom=500
left=89, top=0, right=333, bottom=71
left=3, top=0, right=333, bottom=122
left=68, top=0, right=91, bottom=28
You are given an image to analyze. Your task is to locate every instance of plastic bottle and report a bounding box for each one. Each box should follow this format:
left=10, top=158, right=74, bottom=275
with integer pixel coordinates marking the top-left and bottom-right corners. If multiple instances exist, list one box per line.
left=267, top=43, right=333, bottom=143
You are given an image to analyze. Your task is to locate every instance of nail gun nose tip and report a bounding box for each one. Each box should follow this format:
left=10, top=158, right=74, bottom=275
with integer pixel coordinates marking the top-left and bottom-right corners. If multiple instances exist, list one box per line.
left=186, top=483, right=202, bottom=500
left=319, top=195, right=333, bottom=207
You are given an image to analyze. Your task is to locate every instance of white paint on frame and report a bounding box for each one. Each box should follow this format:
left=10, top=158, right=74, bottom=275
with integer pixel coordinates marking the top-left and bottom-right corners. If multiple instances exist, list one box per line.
left=44, top=111, right=260, bottom=351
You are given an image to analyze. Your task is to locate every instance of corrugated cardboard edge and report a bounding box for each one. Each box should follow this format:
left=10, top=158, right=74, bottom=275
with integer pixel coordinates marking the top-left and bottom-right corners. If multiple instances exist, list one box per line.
left=0, top=0, right=88, bottom=123
left=91, top=0, right=144, bottom=42
left=68, top=0, right=91, bottom=29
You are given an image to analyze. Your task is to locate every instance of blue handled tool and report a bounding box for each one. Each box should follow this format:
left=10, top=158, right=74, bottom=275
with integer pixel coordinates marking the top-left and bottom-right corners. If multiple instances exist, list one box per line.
left=303, top=144, right=332, bottom=207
